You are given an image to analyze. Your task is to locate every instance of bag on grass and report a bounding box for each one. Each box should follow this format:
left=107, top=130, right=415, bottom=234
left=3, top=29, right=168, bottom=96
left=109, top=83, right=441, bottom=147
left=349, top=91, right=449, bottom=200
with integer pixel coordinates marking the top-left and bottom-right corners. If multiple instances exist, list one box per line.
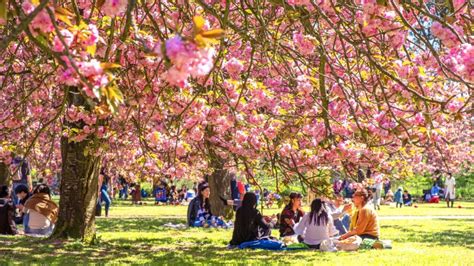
left=239, top=239, right=285, bottom=250
left=336, top=235, right=362, bottom=251
left=360, top=238, right=376, bottom=249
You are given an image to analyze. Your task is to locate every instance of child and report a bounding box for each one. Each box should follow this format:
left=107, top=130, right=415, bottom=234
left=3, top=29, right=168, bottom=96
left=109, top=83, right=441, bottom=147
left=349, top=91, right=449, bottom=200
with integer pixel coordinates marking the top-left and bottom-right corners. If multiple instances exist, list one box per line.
left=394, top=187, right=403, bottom=208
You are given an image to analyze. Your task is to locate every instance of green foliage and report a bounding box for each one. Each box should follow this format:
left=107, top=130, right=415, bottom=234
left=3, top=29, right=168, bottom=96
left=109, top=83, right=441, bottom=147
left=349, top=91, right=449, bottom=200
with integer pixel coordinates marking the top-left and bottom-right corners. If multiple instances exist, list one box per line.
left=455, top=171, right=474, bottom=200
left=396, top=170, right=474, bottom=199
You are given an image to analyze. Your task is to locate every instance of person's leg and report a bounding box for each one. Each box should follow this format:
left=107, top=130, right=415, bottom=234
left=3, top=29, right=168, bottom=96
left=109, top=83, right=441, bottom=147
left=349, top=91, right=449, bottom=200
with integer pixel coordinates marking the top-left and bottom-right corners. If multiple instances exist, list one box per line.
left=446, top=193, right=450, bottom=207
left=450, top=199, right=454, bottom=208
left=101, top=190, right=111, bottom=217
left=334, top=219, right=347, bottom=235
left=341, top=214, right=351, bottom=231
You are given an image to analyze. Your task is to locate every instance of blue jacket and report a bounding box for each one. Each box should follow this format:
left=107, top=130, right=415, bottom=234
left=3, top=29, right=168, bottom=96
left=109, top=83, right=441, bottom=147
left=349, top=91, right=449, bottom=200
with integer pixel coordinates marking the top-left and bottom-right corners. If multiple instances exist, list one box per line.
left=394, top=190, right=403, bottom=203
left=431, top=185, right=440, bottom=196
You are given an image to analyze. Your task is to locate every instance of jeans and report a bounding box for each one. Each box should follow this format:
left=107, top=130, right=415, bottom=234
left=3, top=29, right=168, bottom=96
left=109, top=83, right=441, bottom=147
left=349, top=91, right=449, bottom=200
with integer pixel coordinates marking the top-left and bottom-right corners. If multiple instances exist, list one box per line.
left=25, top=226, right=54, bottom=236
left=101, top=189, right=111, bottom=216
left=23, top=213, right=54, bottom=236
left=120, top=185, right=128, bottom=199
left=334, top=214, right=351, bottom=235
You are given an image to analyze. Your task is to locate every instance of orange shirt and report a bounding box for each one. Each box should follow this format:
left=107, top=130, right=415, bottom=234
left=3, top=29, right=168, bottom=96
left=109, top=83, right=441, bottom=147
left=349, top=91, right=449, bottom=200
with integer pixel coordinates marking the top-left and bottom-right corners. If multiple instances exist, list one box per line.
left=350, top=205, right=379, bottom=238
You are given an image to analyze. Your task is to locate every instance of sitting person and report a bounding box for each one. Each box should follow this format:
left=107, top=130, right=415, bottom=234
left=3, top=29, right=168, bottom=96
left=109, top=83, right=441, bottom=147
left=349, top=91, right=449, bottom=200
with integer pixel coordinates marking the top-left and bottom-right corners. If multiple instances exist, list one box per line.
left=429, top=184, right=440, bottom=203
left=168, top=185, right=179, bottom=205
left=14, top=184, right=32, bottom=224
left=340, top=188, right=379, bottom=240
left=229, top=192, right=275, bottom=246
left=294, top=198, right=338, bottom=249
left=384, top=189, right=394, bottom=203
left=154, top=183, right=168, bottom=204
left=279, top=192, right=304, bottom=239
left=326, top=195, right=352, bottom=235
left=0, top=185, right=18, bottom=235
left=403, top=190, right=412, bottom=206
left=187, top=182, right=225, bottom=227
left=23, top=184, right=58, bottom=236
left=178, top=185, right=187, bottom=202
left=131, top=183, right=142, bottom=205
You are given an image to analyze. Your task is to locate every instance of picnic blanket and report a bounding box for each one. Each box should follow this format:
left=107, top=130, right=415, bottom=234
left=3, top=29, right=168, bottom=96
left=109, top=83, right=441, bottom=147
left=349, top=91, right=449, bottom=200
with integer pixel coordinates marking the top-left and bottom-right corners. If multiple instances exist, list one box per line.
left=239, top=239, right=285, bottom=250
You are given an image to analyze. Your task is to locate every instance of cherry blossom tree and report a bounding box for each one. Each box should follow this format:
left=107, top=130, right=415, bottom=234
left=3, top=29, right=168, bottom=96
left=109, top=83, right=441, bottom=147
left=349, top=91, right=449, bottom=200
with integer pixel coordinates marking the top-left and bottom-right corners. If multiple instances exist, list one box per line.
left=0, top=0, right=472, bottom=242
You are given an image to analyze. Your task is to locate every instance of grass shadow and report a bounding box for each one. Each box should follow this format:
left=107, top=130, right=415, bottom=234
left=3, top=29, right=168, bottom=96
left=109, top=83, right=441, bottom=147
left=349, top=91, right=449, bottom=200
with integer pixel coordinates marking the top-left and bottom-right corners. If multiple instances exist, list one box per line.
left=381, top=219, right=474, bottom=249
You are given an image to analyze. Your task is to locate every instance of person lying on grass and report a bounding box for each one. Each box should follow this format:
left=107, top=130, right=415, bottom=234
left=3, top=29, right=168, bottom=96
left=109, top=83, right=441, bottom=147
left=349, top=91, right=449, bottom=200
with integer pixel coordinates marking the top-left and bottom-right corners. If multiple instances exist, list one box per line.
left=230, top=192, right=276, bottom=246
left=293, top=198, right=338, bottom=249
left=187, top=182, right=226, bottom=228
left=339, top=188, right=379, bottom=241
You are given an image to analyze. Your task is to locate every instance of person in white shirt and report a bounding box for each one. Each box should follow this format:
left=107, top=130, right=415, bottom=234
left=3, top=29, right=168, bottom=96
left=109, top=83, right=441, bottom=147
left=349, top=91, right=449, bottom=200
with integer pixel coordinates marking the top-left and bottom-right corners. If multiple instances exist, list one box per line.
left=293, top=198, right=338, bottom=249
left=444, top=173, right=456, bottom=208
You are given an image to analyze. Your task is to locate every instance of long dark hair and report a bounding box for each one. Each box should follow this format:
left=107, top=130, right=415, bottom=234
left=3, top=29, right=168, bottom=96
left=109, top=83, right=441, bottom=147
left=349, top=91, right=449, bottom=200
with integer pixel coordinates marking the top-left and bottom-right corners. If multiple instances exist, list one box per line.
left=309, top=198, right=329, bottom=226
left=235, top=192, right=259, bottom=229
left=242, top=192, right=257, bottom=209
left=284, top=192, right=302, bottom=210
left=198, top=182, right=210, bottom=212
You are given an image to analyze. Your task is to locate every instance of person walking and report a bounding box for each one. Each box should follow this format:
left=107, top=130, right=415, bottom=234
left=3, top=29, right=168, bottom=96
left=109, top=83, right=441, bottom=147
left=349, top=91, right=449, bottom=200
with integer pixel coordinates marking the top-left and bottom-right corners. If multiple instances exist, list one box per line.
left=444, top=173, right=456, bottom=208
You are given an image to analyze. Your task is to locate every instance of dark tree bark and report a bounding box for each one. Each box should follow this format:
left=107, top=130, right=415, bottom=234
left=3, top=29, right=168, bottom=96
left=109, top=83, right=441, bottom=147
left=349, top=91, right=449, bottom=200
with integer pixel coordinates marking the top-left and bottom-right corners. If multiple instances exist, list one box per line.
left=208, top=155, right=233, bottom=219
left=51, top=88, right=101, bottom=244
left=0, top=162, right=10, bottom=186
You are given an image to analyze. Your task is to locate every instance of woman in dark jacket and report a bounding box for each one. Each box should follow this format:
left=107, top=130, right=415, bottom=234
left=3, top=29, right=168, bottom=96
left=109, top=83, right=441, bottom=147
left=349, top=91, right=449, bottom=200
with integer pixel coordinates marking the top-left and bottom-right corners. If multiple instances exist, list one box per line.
left=230, top=192, right=274, bottom=246
left=279, top=192, right=304, bottom=237
left=0, top=185, right=18, bottom=235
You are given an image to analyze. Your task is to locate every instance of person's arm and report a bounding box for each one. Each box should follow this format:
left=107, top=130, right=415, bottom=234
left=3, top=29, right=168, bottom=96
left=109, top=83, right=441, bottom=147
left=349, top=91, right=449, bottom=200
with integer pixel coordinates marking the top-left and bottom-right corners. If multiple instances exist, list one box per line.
left=280, top=210, right=294, bottom=227
left=293, top=214, right=307, bottom=235
left=256, top=212, right=272, bottom=230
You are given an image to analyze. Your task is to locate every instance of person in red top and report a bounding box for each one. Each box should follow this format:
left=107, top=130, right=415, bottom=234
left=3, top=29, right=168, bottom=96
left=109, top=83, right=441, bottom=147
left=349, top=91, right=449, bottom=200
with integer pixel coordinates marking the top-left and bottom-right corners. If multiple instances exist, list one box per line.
left=237, top=181, right=245, bottom=201
left=279, top=192, right=304, bottom=239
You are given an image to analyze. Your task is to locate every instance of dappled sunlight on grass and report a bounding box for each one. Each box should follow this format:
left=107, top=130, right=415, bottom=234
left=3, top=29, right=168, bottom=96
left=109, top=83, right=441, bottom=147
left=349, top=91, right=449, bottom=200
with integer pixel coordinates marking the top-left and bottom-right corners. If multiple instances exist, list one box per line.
left=1, top=201, right=473, bottom=264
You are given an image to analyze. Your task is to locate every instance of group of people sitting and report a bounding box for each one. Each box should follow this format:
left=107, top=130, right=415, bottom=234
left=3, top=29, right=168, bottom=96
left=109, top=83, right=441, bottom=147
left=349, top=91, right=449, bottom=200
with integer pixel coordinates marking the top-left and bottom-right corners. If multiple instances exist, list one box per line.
left=231, top=189, right=378, bottom=249
left=0, top=183, right=58, bottom=236
left=186, top=181, right=380, bottom=250
left=154, top=182, right=196, bottom=205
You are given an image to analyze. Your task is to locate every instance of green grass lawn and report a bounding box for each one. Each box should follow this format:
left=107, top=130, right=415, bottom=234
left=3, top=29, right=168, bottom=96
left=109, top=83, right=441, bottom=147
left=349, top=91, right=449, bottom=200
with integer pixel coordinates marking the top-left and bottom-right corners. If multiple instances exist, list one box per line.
left=1, top=200, right=473, bottom=265
left=107, top=199, right=474, bottom=218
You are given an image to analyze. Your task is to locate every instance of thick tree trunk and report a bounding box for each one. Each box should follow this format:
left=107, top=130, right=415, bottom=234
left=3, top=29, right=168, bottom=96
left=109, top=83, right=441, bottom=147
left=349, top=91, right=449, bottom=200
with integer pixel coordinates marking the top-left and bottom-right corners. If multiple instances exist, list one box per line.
left=51, top=137, right=100, bottom=243
left=51, top=88, right=101, bottom=244
left=208, top=157, right=233, bottom=219
left=0, top=162, right=9, bottom=186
